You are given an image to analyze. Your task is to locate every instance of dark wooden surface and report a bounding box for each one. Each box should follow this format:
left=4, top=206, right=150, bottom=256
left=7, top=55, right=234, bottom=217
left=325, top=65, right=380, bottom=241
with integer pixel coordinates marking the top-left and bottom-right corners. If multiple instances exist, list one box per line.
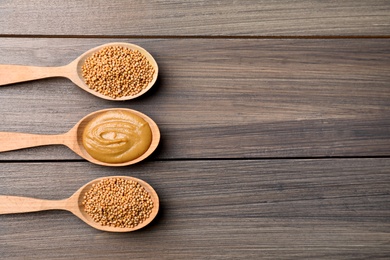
left=0, top=1, right=389, bottom=259
left=1, top=0, right=390, bottom=36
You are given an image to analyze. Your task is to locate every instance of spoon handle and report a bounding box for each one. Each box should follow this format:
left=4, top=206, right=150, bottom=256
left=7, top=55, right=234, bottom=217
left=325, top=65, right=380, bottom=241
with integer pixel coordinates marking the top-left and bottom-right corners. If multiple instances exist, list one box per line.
left=0, top=196, right=68, bottom=214
left=0, top=65, right=70, bottom=86
left=0, top=132, right=65, bottom=152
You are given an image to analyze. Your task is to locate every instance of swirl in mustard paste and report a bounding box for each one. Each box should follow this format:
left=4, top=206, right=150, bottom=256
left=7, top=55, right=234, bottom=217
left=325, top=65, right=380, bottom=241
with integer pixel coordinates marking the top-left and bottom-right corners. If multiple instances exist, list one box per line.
left=82, top=110, right=152, bottom=163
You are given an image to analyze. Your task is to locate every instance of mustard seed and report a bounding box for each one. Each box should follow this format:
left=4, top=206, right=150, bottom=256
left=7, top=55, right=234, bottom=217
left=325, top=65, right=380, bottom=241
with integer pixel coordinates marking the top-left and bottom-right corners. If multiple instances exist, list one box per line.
left=81, top=46, right=155, bottom=99
left=82, top=178, right=154, bottom=228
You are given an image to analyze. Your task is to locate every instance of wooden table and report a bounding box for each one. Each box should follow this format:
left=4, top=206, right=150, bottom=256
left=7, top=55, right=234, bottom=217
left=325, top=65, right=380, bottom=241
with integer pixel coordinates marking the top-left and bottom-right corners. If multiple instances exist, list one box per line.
left=1, top=1, right=389, bottom=259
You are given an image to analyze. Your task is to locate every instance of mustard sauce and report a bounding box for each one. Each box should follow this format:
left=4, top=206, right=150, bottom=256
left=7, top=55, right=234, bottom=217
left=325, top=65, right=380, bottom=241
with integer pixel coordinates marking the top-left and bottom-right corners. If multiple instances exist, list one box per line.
left=82, top=110, right=152, bottom=163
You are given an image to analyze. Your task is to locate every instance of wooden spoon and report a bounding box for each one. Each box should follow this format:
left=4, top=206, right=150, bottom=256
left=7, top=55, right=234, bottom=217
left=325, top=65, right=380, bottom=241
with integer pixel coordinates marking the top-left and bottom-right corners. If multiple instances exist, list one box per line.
left=0, top=108, right=160, bottom=167
left=0, top=42, right=158, bottom=101
left=0, top=176, right=159, bottom=232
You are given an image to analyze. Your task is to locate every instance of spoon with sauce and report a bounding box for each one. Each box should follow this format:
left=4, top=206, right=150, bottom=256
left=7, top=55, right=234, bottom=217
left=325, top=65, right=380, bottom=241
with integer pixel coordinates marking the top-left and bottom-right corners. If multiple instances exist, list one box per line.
left=0, top=108, right=160, bottom=167
left=0, top=42, right=158, bottom=101
left=0, top=176, right=159, bottom=232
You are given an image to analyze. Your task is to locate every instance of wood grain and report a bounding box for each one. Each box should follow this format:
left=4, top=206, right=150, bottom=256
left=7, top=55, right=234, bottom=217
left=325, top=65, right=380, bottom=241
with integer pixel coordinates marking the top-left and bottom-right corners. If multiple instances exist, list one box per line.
left=0, top=38, right=388, bottom=160
left=0, top=159, right=389, bottom=259
left=0, top=0, right=389, bottom=36
left=1, top=1, right=389, bottom=258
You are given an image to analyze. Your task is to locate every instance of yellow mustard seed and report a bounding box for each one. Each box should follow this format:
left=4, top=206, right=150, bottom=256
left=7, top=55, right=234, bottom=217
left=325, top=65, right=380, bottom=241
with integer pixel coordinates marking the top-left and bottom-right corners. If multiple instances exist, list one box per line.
left=82, top=178, right=154, bottom=228
left=81, top=46, right=155, bottom=99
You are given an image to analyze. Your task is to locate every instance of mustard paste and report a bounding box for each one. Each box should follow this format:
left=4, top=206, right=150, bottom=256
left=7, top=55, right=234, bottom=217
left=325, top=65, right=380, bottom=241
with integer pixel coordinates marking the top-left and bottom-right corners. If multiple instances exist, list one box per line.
left=82, top=110, right=152, bottom=163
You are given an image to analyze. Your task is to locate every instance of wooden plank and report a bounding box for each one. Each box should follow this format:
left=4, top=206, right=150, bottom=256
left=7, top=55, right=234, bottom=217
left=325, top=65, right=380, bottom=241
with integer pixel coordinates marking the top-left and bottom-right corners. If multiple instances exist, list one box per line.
left=0, top=159, right=389, bottom=259
left=0, top=0, right=389, bottom=36
left=0, top=38, right=389, bottom=160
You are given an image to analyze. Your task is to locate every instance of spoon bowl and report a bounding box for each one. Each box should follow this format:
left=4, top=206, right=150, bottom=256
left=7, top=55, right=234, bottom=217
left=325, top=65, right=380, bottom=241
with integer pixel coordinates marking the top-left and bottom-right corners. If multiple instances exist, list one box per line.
left=0, top=108, right=160, bottom=167
left=0, top=42, right=159, bottom=101
left=0, top=176, right=159, bottom=232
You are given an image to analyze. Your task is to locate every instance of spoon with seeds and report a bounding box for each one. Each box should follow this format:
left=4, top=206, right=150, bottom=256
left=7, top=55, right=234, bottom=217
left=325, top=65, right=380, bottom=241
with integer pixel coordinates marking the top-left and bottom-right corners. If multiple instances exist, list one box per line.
left=0, top=108, right=160, bottom=167
left=0, top=176, right=159, bottom=232
left=0, top=42, right=158, bottom=100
